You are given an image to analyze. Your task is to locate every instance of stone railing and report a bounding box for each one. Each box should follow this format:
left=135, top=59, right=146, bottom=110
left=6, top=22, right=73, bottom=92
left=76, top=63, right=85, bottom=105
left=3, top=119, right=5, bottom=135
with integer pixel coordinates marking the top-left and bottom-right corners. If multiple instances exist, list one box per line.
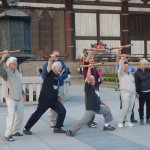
left=0, top=77, right=70, bottom=105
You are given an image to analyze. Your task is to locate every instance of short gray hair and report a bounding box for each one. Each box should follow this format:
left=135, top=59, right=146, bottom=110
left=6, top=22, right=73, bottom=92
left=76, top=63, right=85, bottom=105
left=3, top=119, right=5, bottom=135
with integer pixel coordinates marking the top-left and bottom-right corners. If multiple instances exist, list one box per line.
left=6, top=57, right=17, bottom=66
left=52, top=61, right=62, bottom=69
left=140, top=58, right=148, bottom=65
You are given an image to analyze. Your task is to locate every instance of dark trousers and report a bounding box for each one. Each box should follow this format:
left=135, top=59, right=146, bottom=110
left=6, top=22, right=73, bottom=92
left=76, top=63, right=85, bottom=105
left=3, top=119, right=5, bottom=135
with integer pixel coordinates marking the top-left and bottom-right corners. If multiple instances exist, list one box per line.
left=139, top=92, right=150, bottom=120
left=131, top=104, right=135, bottom=120
left=87, top=86, right=99, bottom=125
left=25, top=99, right=66, bottom=130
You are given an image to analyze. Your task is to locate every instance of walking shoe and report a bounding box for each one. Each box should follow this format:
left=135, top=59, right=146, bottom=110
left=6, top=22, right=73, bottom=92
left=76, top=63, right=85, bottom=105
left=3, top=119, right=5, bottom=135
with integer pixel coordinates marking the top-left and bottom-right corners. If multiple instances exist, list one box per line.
left=66, top=130, right=74, bottom=137
left=140, top=119, right=144, bottom=125
left=50, top=125, right=55, bottom=128
left=50, top=122, right=55, bottom=128
left=118, top=123, right=124, bottom=128
left=4, top=136, right=15, bottom=142
left=88, top=122, right=97, bottom=128
left=146, top=119, right=150, bottom=124
left=93, top=122, right=97, bottom=125
left=131, top=119, right=138, bottom=123
left=11, top=132, right=23, bottom=136
left=103, top=125, right=115, bottom=131
left=23, top=128, right=32, bottom=135
left=53, top=128, right=66, bottom=133
left=125, top=122, right=134, bottom=127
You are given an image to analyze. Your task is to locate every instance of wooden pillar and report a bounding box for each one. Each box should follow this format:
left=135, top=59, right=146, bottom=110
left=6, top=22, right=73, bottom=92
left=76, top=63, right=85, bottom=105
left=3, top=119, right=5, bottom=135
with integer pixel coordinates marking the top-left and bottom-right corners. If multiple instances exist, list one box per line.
left=121, top=0, right=130, bottom=54
left=96, top=11, right=100, bottom=42
left=65, top=0, right=74, bottom=61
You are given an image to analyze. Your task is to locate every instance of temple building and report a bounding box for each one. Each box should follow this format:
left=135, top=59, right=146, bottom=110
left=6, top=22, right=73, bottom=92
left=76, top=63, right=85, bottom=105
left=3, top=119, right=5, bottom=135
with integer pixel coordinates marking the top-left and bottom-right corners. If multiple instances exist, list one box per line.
left=0, top=0, right=150, bottom=61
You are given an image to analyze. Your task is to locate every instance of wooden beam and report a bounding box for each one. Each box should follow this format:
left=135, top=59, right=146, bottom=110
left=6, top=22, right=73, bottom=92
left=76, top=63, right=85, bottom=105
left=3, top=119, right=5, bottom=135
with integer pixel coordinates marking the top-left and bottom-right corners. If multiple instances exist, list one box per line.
left=19, top=0, right=65, bottom=4
left=120, top=0, right=130, bottom=54
left=65, top=0, right=74, bottom=61
left=141, top=0, right=150, bottom=4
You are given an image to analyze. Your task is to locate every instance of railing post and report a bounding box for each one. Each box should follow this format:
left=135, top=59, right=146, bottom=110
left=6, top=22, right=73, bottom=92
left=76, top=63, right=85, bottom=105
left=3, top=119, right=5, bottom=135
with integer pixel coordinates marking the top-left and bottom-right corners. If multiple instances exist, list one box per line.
left=36, top=83, right=41, bottom=101
left=28, top=83, right=33, bottom=101
left=64, top=78, right=70, bottom=101
left=0, top=79, right=2, bottom=102
left=22, top=83, right=26, bottom=95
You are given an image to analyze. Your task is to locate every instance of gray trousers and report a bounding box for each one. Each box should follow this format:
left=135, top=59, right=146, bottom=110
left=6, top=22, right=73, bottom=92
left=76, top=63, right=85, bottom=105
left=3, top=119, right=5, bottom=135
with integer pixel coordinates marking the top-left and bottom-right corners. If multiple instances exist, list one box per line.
left=118, top=92, right=136, bottom=123
left=68, top=105, right=113, bottom=135
left=5, top=98, right=24, bottom=137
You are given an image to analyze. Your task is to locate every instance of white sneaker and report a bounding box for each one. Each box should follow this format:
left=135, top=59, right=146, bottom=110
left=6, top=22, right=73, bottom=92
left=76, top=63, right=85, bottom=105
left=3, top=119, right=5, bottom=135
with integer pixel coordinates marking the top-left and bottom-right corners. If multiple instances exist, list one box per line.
left=125, top=122, right=134, bottom=127
left=118, top=123, right=124, bottom=128
left=50, top=121, right=55, bottom=128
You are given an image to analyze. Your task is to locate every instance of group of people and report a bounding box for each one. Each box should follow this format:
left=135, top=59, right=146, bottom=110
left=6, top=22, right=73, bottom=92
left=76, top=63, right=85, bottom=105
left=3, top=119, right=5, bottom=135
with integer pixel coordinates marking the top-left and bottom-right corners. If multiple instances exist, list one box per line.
left=1, top=46, right=150, bottom=141
left=117, top=50, right=150, bottom=127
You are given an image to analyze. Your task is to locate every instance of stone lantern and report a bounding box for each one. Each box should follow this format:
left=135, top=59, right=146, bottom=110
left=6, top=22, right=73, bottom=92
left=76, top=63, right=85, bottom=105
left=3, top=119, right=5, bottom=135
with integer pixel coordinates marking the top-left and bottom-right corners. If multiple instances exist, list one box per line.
left=0, top=0, right=34, bottom=63
left=0, top=8, right=31, bottom=53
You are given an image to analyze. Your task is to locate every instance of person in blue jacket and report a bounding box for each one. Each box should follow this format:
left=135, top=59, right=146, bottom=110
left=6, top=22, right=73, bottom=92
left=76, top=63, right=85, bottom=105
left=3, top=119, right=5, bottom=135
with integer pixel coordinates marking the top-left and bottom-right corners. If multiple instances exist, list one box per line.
left=42, top=50, right=68, bottom=127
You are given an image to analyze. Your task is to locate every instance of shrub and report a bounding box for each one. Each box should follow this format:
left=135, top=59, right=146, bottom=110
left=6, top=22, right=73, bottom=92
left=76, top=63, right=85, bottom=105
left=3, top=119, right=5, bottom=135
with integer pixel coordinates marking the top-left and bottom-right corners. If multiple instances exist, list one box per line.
left=103, top=73, right=118, bottom=78
left=102, top=73, right=118, bottom=83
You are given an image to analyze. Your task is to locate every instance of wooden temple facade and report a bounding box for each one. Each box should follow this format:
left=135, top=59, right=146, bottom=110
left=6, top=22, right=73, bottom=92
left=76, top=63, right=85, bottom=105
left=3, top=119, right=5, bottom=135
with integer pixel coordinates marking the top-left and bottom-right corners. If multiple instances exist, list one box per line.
left=0, top=0, right=150, bottom=61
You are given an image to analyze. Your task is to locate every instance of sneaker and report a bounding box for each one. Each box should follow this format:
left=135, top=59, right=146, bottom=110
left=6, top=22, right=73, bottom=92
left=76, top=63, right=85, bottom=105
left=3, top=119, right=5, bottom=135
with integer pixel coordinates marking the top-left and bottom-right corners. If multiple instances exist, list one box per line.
left=11, top=132, right=23, bottom=136
left=140, top=119, right=144, bottom=125
left=131, top=119, right=138, bottom=123
left=50, top=122, right=55, bottom=128
left=146, top=119, right=150, bottom=124
left=93, top=122, right=97, bottom=125
left=66, top=130, right=74, bottom=137
left=103, top=125, right=115, bottom=131
left=4, top=136, right=15, bottom=142
left=50, top=125, right=55, bottom=128
left=118, top=123, right=124, bottom=128
left=88, top=123, right=97, bottom=128
left=53, top=128, right=66, bottom=133
left=125, top=122, right=134, bottom=127
left=23, top=128, right=32, bottom=135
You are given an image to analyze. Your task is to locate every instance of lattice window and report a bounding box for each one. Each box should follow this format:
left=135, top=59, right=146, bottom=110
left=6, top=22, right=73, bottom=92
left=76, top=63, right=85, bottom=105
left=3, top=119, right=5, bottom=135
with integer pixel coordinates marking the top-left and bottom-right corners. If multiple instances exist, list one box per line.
left=31, top=11, right=39, bottom=56
left=39, top=10, right=52, bottom=55
left=130, top=14, right=150, bottom=39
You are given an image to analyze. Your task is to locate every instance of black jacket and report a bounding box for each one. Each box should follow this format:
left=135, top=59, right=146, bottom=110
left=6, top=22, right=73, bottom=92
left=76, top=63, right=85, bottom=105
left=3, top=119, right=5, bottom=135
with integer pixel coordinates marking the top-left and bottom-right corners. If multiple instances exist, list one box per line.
left=135, top=68, right=150, bottom=93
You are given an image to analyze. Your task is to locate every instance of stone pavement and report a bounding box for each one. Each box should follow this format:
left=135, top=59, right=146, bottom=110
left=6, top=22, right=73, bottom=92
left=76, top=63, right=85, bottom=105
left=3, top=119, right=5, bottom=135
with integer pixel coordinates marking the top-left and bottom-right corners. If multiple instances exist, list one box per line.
left=0, top=84, right=150, bottom=150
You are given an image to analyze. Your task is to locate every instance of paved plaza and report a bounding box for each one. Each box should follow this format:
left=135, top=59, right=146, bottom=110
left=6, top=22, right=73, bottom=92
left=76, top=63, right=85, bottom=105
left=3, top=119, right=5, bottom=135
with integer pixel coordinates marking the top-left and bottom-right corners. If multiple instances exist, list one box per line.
left=0, top=84, right=150, bottom=150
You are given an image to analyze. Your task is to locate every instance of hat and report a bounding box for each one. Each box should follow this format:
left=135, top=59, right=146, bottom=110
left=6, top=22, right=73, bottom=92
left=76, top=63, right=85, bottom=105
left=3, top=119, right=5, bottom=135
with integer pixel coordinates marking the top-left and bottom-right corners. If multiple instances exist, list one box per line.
left=129, top=66, right=136, bottom=73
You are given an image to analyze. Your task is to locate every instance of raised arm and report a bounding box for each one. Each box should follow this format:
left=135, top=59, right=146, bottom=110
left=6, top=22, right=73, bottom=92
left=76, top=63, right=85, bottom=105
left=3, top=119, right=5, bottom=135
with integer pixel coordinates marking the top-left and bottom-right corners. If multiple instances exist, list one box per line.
left=47, top=59, right=53, bottom=73
left=85, top=52, right=94, bottom=62
left=116, top=47, right=122, bottom=65
left=0, top=50, right=9, bottom=81
left=118, top=54, right=127, bottom=78
left=42, top=54, right=56, bottom=79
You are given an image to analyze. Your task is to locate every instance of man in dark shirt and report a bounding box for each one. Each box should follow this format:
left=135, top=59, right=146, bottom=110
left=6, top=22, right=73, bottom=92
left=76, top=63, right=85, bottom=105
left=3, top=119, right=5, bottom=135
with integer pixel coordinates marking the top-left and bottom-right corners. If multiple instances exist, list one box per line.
left=66, top=64, right=115, bottom=137
left=42, top=50, right=68, bottom=128
left=83, top=52, right=101, bottom=128
left=23, top=60, right=66, bottom=135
